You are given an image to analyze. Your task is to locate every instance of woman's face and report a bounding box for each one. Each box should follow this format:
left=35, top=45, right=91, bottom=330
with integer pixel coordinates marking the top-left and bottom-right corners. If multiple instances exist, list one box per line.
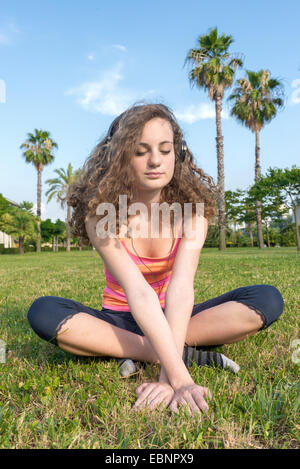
left=130, top=117, right=175, bottom=198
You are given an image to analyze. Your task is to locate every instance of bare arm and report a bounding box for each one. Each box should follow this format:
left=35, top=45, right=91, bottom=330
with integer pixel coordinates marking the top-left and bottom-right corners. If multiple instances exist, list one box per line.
left=159, top=287, right=194, bottom=384
left=85, top=216, right=193, bottom=390
left=129, top=289, right=194, bottom=389
left=131, top=214, right=212, bottom=414
left=159, top=214, right=208, bottom=384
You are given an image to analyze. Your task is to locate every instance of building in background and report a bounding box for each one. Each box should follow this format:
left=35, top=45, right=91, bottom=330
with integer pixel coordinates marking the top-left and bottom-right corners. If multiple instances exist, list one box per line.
left=0, top=197, right=19, bottom=248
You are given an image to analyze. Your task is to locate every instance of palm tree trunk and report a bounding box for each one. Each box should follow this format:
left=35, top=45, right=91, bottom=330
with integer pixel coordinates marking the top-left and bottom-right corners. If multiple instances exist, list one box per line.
left=215, top=96, right=226, bottom=250
left=67, top=205, right=71, bottom=252
left=248, top=223, right=254, bottom=247
left=254, top=130, right=264, bottom=249
left=234, top=220, right=238, bottom=245
left=36, top=166, right=42, bottom=252
left=265, top=220, right=270, bottom=247
left=294, top=204, right=300, bottom=251
left=19, top=236, right=24, bottom=255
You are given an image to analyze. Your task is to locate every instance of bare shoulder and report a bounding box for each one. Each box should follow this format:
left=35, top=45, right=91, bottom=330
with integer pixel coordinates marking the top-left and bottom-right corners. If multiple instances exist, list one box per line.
left=170, top=213, right=208, bottom=289
left=85, top=216, right=151, bottom=297
left=85, top=215, right=122, bottom=252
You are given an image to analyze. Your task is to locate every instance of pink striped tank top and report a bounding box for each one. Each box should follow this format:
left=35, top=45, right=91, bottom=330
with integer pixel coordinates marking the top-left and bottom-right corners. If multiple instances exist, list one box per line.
left=101, top=230, right=182, bottom=311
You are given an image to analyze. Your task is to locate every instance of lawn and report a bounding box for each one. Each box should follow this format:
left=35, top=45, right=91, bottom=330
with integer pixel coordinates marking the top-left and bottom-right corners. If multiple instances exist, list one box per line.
left=0, top=247, right=299, bottom=449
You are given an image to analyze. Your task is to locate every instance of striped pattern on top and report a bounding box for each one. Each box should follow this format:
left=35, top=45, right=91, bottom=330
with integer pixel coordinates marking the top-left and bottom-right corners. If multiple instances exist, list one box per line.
left=101, top=234, right=182, bottom=311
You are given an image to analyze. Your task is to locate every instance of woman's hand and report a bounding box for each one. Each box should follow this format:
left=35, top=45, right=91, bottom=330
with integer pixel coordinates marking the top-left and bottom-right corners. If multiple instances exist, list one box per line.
left=131, top=382, right=175, bottom=411
left=169, top=383, right=212, bottom=415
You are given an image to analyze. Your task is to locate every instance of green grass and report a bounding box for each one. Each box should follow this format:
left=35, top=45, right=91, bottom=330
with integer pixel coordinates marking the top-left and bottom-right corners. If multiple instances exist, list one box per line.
left=0, top=247, right=299, bottom=449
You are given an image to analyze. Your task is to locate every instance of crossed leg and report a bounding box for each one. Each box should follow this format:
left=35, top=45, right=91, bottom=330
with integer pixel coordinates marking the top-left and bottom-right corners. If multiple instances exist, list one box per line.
left=56, top=300, right=264, bottom=362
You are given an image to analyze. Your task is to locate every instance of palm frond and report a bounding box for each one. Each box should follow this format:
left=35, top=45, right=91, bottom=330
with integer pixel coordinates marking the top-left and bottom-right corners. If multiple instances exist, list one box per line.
left=227, top=68, right=285, bottom=131
left=184, top=27, right=243, bottom=101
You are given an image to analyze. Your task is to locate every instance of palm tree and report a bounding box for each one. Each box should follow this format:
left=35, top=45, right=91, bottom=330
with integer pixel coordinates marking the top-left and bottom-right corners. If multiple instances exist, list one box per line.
left=45, top=163, right=82, bottom=251
left=20, top=129, right=58, bottom=252
left=184, top=26, right=243, bottom=250
left=2, top=207, right=36, bottom=255
left=228, top=70, right=284, bottom=248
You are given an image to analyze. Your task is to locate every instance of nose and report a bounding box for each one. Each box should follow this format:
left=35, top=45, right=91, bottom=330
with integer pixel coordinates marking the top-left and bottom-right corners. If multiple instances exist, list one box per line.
left=147, top=148, right=163, bottom=168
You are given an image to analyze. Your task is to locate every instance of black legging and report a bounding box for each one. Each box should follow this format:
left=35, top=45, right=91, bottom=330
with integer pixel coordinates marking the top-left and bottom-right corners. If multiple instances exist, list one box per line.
left=27, top=284, right=284, bottom=348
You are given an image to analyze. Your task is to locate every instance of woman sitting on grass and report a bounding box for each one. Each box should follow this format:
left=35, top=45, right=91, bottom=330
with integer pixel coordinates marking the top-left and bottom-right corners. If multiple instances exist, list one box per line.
left=27, top=102, right=284, bottom=415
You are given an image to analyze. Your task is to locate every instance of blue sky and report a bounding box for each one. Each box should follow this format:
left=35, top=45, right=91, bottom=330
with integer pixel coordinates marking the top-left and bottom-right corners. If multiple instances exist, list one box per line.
left=0, top=0, right=299, bottom=222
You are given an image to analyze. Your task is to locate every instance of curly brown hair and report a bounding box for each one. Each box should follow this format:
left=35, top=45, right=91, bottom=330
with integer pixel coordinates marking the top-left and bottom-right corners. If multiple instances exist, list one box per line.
left=67, top=101, right=219, bottom=245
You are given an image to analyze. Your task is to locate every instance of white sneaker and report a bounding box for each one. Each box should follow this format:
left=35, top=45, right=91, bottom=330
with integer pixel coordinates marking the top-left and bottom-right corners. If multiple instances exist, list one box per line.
left=117, top=358, right=137, bottom=377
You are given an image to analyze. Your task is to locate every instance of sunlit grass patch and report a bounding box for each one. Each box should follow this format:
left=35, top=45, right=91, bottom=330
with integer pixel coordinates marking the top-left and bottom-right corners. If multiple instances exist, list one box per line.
left=0, top=247, right=299, bottom=448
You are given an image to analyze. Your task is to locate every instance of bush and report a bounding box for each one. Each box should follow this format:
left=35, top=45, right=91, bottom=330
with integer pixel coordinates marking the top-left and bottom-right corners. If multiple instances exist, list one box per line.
left=24, top=246, right=36, bottom=252
left=279, top=226, right=297, bottom=247
left=0, top=247, right=19, bottom=254
left=0, top=245, right=94, bottom=254
left=237, top=235, right=251, bottom=247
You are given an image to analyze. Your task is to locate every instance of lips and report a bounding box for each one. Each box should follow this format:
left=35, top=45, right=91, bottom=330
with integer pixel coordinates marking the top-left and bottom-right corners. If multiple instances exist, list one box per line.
left=145, top=173, right=163, bottom=176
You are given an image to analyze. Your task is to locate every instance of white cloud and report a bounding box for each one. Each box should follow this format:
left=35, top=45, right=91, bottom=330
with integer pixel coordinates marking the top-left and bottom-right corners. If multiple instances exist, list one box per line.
left=65, top=63, right=231, bottom=122
left=291, top=79, right=300, bottom=104
left=112, top=44, right=127, bottom=52
left=174, top=103, right=229, bottom=123
left=87, top=54, right=95, bottom=61
left=65, top=62, right=156, bottom=116
left=0, top=21, right=20, bottom=45
left=33, top=202, right=47, bottom=218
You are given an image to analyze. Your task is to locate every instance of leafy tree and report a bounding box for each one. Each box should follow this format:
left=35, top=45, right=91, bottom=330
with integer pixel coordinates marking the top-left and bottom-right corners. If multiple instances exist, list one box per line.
left=0, top=195, right=14, bottom=238
left=41, top=218, right=55, bottom=242
left=41, top=218, right=56, bottom=250
left=236, top=191, right=257, bottom=247
left=225, top=189, right=245, bottom=244
left=228, top=70, right=285, bottom=248
left=52, top=219, right=66, bottom=252
left=184, top=26, right=243, bottom=250
left=249, top=166, right=300, bottom=250
left=0, top=204, right=36, bottom=255
left=0, top=194, right=14, bottom=218
left=19, top=201, right=35, bottom=214
left=260, top=194, right=286, bottom=247
left=226, top=188, right=286, bottom=247
left=269, top=213, right=296, bottom=246
left=204, top=224, right=219, bottom=248
left=20, top=129, right=58, bottom=252
left=45, top=163, right=82, bottom=252
left=277, top=220, right=298, bottom=246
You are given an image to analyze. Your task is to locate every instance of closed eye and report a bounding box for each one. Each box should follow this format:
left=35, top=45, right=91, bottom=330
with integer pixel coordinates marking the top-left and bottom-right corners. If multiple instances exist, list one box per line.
left=136, top=151, right=170, bottom=156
